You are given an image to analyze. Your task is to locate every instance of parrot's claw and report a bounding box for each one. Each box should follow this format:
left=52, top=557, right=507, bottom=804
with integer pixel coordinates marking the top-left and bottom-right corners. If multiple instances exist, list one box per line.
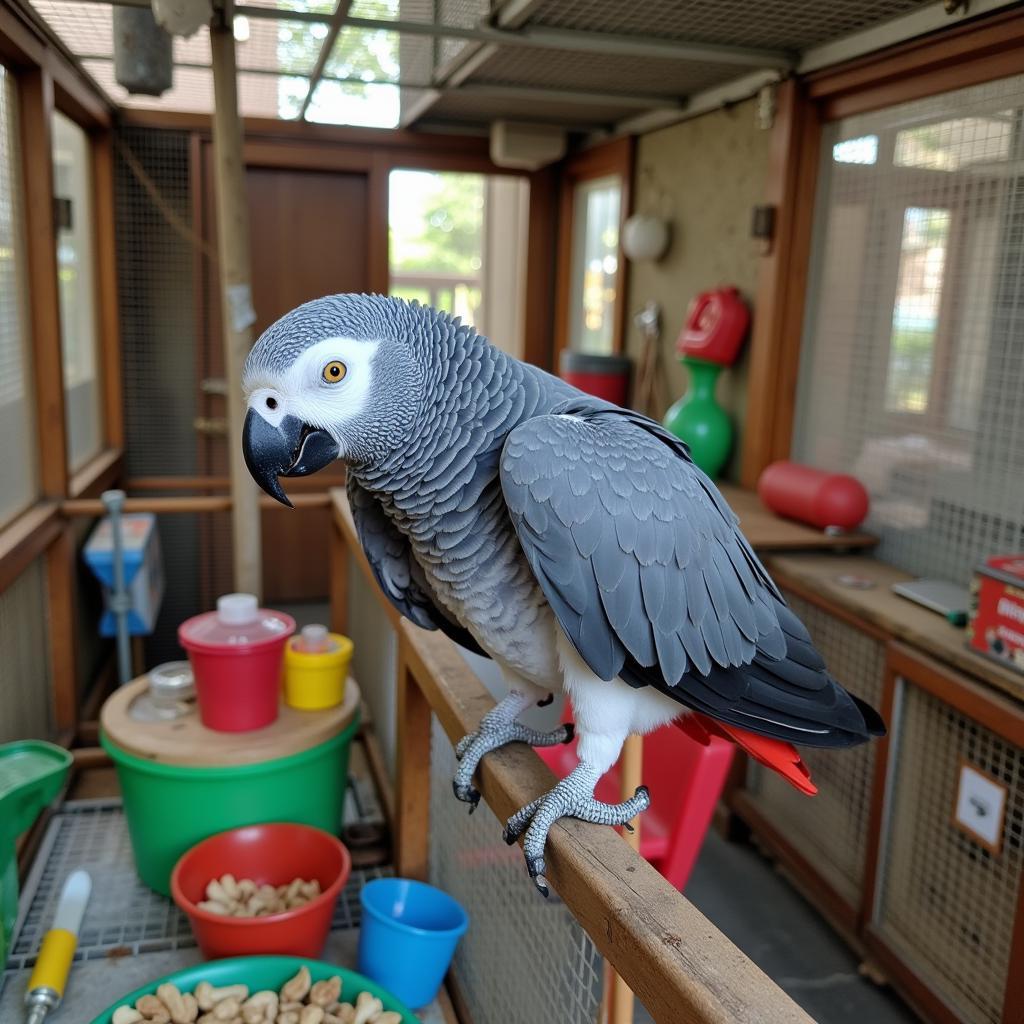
left=452, top=778, right=480, bottom=809
left=503, top=766, right=651, bottom=895
left=527, top=858, right=550, bottom=898
left=536, top=692, right=554, bottom=707
left=451, top=698, right=574, bottom=810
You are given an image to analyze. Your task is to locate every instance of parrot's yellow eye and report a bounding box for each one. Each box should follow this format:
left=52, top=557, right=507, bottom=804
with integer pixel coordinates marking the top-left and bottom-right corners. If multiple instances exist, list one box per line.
left=322, top=360, right=347, bottom=383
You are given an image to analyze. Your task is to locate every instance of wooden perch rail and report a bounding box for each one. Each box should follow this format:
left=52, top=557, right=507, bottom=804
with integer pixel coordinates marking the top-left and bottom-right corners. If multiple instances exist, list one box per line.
left=332, top=489, right=812, bottom=1024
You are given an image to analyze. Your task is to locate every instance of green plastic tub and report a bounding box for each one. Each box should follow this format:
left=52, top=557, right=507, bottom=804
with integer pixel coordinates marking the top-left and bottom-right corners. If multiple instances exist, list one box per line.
left=90, top=955, right=416, bottom=1024
left=0, top=741, right=73, bottom=968
left=101, top=712, right=359, bottom=896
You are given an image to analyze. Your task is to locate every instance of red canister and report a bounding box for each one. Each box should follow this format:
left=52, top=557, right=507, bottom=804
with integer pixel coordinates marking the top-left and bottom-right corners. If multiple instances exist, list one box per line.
left=178, top=594, right=295, bottom=732
left=560, top=351, right=632, bottom=406
left=757, top=461, right=869, bottom=532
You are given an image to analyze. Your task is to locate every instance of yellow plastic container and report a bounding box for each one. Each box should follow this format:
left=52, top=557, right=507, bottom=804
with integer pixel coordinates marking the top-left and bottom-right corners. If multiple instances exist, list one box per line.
left=284, top=627, right=352, bottom=710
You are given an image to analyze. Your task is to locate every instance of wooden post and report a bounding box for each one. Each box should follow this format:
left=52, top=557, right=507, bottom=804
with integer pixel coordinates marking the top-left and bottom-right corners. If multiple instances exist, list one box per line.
left=209, top=15, right=261, bottom=595
left=395, top=646, right=432, bottom=881
left=607, top=733, right=644, bottom=1024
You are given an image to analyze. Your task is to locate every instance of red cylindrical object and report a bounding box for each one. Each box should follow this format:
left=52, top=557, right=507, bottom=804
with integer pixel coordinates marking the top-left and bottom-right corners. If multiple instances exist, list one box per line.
left=560, top=351, right=631, bottom=406
left=171, top=823, right=351, bottom=959
left=178, top=606, right=295, bottom=733
left=757, top=460, right=869, bottom=532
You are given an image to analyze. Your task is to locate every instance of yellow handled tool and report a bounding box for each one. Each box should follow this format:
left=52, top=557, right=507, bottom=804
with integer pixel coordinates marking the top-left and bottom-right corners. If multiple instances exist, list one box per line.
left=25, top=870, right=91, bottom=1024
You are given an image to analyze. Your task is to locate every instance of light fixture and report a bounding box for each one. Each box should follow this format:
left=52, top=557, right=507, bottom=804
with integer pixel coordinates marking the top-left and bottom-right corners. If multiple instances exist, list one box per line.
left=621, top=165, right=673, bottom=263
left=622, top=213, right=670, bottom=263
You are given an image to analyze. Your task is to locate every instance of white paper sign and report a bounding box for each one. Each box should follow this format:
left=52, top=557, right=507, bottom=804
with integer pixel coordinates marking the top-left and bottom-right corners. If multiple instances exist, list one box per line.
left=227, top=283, right=257, bottom=333
left=954, top=763, right=1006, bottom=852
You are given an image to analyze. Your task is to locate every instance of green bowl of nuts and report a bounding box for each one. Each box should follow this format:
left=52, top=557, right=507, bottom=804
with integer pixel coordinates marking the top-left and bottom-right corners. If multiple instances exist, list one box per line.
left=90, top=956, right=417, bottom=1024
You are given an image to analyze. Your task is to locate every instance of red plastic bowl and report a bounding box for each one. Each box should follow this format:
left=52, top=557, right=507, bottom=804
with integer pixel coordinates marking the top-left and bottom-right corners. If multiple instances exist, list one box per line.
left=170, top=823, right=350, bottom=959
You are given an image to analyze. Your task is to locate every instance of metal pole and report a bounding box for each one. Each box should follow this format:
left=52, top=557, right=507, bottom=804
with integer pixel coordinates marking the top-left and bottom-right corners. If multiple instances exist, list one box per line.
left=102, top=489, right=133, bottom=686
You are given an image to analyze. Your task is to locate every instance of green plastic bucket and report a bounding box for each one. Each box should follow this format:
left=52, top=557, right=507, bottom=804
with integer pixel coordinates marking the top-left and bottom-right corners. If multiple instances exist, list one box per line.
left=100, top=712, right=359, bottom=896
left=0, top=741, right=73, bottom=968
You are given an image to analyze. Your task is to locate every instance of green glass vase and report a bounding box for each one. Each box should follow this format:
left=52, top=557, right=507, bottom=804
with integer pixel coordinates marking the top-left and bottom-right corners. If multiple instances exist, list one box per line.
left=663, top=356, right=732, bottom=479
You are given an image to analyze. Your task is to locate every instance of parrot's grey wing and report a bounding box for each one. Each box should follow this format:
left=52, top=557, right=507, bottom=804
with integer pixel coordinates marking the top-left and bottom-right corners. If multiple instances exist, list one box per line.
left=347, top=478, right=489, bottom=658
left=500, top=402, right=882, bottom=747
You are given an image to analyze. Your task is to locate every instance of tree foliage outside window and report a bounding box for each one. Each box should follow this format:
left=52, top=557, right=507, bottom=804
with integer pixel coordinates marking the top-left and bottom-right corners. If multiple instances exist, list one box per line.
left=389, top=170, right=484, bottom=324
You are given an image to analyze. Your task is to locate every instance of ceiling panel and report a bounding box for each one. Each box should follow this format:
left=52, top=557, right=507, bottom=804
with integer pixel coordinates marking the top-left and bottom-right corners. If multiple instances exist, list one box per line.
left=524, top=0, right=935, bottom=51
left=468, top=46, right=742, bottom=99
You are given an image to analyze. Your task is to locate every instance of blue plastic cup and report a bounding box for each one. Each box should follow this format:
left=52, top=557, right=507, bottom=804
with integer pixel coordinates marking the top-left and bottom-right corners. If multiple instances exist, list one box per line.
left=358, top=877, right=469, bottom=1009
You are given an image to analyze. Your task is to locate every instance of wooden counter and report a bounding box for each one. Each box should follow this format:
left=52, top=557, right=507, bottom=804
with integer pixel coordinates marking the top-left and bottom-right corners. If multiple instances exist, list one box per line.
left=717, top=483, right=878, bottom=552
left=763, top=551, right=1023, bottom=703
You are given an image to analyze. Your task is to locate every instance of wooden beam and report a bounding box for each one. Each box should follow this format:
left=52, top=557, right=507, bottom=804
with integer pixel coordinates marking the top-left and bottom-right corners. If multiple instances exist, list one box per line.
left=209, top=20, right=261, bottom=595
left=19, top=66, right=69, bottom=498
left=61, top=492, right=331, bottom=516
left=394, top=648, right=432, bottom=881
left=92, top=130, right=124, bottom=451
left=522, top=165, right=557, bottom=370
left=0, top=502, right=61, bottom=592
left=740, top=79, right=820, bottom=488
left=45, top=524, right=79, bottom=734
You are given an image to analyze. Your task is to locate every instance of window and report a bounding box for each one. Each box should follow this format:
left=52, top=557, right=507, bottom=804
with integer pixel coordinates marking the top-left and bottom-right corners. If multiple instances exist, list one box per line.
left=0, top=65, right=39, bottom=526
left=885, top=207, right=951, bottom=414
left=52, top=111, right=103, bottom=471
left=793, top=75, right=1024, bottom=583
left=387, top=169, right=529, bottom=359
left=568, top=175, right=621, bottom=355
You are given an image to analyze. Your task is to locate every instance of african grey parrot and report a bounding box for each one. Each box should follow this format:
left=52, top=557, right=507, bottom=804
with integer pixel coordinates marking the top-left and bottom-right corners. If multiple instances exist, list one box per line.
left=241, top=294, right=885, bottom=894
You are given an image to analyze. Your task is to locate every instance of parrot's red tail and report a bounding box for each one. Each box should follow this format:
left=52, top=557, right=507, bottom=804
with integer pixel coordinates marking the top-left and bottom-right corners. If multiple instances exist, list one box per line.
left=674, top=713, right=817, bottom=796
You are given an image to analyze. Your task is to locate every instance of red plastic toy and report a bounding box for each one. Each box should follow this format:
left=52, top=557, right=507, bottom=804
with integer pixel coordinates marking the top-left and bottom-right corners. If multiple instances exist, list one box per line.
left=757, top=460, right=870, bottom=532
left=677, top=287, right=750, bottom=367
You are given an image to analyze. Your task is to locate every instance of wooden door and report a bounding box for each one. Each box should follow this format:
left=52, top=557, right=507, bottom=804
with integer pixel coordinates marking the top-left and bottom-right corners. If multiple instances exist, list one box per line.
left=199, top=156, right=370, bottom=603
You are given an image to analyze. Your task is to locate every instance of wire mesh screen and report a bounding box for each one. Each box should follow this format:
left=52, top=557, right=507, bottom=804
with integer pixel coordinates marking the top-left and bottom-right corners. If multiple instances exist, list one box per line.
left=875, top=682, right=1023, bottom=1024
left=525, top=0, right=933, bottom=50
left=115, top=127, right=198, bottom=480
left=429, top=717, right=604, bottom=1024
left=793, top=75, right=1024, bottom=584
left=0, top=64, right=39, bottom=528
left=0, top=559, right=53, bottom=744
left=745, top=591, right=885, bottom=906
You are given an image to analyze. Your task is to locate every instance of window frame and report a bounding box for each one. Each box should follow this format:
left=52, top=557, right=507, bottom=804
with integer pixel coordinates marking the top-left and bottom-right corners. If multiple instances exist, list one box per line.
left=0, top=5, right=117, bottom=743
left=553, top=135, right=635, bottom=364
left=740, top=8, right=1024, bottom=488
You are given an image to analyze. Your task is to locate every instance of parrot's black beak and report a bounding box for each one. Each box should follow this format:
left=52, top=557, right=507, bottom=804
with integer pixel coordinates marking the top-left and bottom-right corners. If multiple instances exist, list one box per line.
left=242, top=409, right=340, bottom=509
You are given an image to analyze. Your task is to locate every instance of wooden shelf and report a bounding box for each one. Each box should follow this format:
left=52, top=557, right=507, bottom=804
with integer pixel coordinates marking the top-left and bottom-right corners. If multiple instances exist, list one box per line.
left=717, top=483, right=878, bottom=552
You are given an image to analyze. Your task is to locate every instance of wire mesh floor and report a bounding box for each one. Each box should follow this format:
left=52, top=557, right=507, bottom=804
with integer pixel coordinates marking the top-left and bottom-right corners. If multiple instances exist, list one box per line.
left=3, top=776, right=390, bottom=977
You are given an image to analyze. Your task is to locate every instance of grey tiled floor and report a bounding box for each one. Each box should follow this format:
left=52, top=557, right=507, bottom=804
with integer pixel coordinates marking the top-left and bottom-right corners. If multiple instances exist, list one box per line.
left=636, top=831, right=916, bottom=1024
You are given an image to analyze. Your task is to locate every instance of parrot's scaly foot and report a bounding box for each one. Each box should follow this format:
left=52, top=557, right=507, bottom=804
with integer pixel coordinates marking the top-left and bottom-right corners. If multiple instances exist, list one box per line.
left=502, top=764, right=650, bottom=896
left=452, top=693, right=573, bottom=810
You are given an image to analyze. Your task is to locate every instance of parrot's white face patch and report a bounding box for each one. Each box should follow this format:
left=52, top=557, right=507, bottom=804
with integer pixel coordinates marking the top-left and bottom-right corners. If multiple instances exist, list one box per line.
left=244, top=337, right=379, bottom=447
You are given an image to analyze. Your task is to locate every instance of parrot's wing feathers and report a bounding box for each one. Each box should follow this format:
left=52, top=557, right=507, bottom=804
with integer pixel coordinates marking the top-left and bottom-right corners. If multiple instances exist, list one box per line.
left=348, top=477, right=490, bottom=658
left=500, top=402, right=882, bottom=747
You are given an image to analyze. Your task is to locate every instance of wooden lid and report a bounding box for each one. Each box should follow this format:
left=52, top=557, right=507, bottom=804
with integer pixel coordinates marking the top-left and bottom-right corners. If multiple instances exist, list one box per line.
left=101, top=674, right=361, bottom=767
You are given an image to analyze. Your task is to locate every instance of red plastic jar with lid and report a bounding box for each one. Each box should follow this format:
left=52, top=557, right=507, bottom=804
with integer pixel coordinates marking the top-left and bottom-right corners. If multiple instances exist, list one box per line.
left=178, top=594, right=296, bottom=733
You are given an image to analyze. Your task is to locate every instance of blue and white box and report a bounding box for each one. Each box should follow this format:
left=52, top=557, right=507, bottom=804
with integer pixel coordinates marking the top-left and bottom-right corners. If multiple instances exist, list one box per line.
left=83, top=513, right=165, bottom=637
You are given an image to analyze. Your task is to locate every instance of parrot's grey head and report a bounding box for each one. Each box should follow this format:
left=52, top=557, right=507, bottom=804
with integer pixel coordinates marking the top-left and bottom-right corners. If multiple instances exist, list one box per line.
left=241, top=293, right=429, bottom=506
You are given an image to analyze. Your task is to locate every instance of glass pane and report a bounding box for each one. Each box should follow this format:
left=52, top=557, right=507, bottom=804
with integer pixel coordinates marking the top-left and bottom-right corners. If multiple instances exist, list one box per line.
left=388, top=169, right=484, bottom=327
left=885, top=207, right=950, bottom=413
left=568, top=175, right=620, bottom=355
left=0, top=66, right=39, bottom=526
left=52, top=111, right=103, bottom=471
